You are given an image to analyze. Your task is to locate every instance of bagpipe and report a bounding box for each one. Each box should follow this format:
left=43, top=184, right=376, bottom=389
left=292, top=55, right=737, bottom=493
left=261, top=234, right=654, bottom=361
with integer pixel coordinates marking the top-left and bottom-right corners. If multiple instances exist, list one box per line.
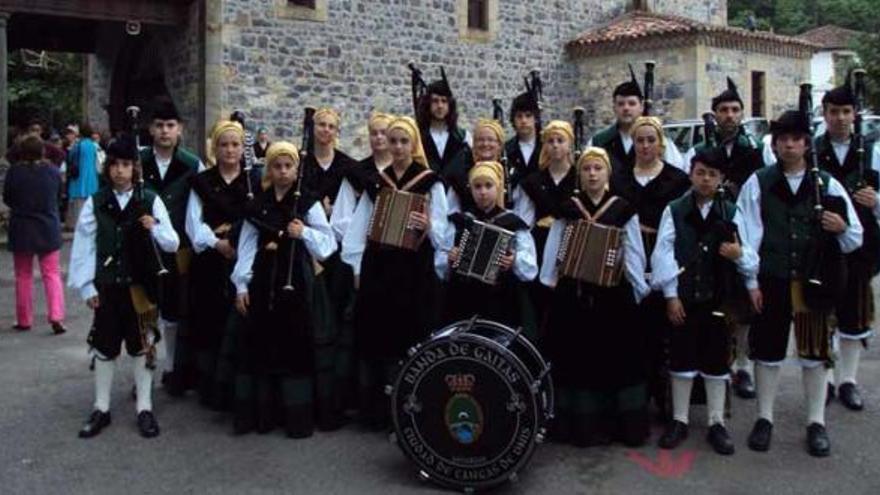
left=124, top=105, right=167, bottom=369
left=492, top=97, right=514, bottom=209
left=799, top=83, right=848, bottom=312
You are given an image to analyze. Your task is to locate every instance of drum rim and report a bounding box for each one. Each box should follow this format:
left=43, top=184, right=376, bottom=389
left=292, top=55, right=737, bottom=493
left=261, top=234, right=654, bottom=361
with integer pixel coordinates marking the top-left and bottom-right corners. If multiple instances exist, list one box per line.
left=391, top=321, right=543, bottom=490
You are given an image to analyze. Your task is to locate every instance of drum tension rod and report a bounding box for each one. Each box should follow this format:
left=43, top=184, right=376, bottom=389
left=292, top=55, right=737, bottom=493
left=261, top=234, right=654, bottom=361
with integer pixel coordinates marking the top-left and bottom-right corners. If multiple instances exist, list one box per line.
left=502, top=326, right=524, bottom=348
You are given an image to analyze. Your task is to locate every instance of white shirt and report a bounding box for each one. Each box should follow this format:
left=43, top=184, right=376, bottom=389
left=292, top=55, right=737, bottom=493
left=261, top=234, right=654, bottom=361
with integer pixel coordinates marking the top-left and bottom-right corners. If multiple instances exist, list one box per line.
left=539, top=214, right=651, bottom=303
left=341, top=182, right=449, bottom=278
left=736, top=169, right=863, bottom=288
left=435, top=216, right=539, bottom=283
left=68, top=189, right=180, bottom=301
left=431, top=128, right=450, bottom=159
left=230, top=202, right=337, bottom=295
left=650, top=200, right=760, bottom=297
left=153, top=148, right=173, bottom=180
left=519, top=138, right=536, bottom=165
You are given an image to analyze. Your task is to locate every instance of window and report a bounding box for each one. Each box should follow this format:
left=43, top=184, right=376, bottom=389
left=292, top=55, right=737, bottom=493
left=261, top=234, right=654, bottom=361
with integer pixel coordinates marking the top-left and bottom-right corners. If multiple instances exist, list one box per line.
left=751, top=71, right=766, bottom=118
left=468, top=0, right=488, bottom=31
left=277, top=0, right=327, bottom=21
left=458, top=0, right=497, bottom=42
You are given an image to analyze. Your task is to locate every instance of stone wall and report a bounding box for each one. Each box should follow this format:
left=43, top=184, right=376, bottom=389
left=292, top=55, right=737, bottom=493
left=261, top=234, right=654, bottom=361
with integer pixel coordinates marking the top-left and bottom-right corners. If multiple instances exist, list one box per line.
left=700, top=46, right=810, bottom=119
left=574, top=42, right=810, bottom=129
left=656, top=0, right=727, bottom=25
left=217, top=0, right=726, bottom=156
left=573, top=46, right=699, bottom=130
left=156, top=0, right=204, bottom=152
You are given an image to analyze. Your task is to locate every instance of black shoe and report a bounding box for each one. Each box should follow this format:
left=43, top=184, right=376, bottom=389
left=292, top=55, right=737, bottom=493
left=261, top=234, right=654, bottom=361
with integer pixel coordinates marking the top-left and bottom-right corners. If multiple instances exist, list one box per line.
left=747, top=418, right=773, bottom=452
left=838, top=383, right=864, bottom=411
left=79, top=410, right=111, bottom=438
left=658, top=420, right=689, bottom=449
left=137, top=410, right=160, bottom=438
left=51, top=322, right=67, bottom=335
left=707, top=424, right=735, bottom=455
left=806, top=423, right=830, bottom=457
left=732, top=369, right=756, bottom=399
left=826, top=383, right=836, bottom=406
left=13, top=324, right=31, bottom=332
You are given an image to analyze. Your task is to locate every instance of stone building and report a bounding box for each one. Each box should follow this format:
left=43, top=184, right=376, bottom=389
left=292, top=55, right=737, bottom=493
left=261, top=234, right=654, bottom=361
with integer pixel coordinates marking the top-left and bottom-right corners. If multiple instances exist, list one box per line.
left=1, top=0, right=814, bottom=159
left=799, top=25, right=863, bottom=108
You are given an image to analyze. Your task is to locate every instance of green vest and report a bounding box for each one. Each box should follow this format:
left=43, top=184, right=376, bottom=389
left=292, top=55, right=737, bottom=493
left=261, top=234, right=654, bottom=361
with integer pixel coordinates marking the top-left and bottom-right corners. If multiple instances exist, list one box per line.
left=93, top=187, right=158, bottom=286
left=756, top=166, right=830, bottom=280
left=140, top=146, right=200, bottom=247
left=590, top=125, right=617, bottom=148
left=669, top=191, right=734, bottom=306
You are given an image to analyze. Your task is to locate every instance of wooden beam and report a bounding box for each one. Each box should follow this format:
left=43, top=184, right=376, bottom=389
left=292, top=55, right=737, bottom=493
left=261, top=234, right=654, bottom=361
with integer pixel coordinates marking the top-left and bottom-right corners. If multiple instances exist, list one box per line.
left=1, top=0, right=190, bottom=26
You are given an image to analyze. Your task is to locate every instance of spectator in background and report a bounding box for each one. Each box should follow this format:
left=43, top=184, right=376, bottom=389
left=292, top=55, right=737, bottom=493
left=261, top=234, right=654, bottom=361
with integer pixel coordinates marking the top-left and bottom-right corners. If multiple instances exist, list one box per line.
left=65, top=123, right=100, bottom=230
left=2, top=134, right=67, bottom=334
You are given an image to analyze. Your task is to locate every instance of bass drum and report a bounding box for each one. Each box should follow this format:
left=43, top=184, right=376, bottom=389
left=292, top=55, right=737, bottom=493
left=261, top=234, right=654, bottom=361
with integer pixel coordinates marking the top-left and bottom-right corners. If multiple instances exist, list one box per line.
left=390, top=318, right=553, bottom=492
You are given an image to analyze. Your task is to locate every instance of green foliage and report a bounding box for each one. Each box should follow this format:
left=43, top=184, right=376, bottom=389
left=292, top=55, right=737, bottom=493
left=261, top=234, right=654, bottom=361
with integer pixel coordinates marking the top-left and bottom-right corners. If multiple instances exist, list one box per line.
left=8, top=51, right=84, bottom=130
left=853, top=34, right=880, bottom=109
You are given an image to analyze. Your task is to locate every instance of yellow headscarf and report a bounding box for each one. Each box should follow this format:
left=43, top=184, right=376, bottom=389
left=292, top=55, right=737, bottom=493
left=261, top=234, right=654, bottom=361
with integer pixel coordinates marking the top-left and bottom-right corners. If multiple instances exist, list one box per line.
left=314, top=107, right=341, bottom=148
left=630, top=116, right=667, bottom=154
left=265, top=141, right=300, bottom=167
left=208, top=120, right=245, bottom=167
left=468, top=160, right=506, bottom=208
left=538, top=120, right=575, bottom=170
left=264, top=141, right=301, bottom=191
left=576, top=146, right=612, bottom=191
left=472, top=119, right=506, bottom=162
left=387, top=116, right=428, bottom=167
left=368, top=112, right=394, bottom=131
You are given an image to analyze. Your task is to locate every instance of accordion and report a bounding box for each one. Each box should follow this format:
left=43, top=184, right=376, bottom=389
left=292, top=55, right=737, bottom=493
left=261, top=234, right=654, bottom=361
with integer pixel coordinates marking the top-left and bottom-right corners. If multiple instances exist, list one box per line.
left=367, top=188, right=429, bottom=251
left=557, top=220, right=624, bottom=287
left=451, top=218, right=516, bottom=286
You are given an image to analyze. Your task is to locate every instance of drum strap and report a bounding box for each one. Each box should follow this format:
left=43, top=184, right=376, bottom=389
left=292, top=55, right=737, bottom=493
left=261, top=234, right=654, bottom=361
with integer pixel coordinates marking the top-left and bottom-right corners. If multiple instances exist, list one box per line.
left=571, top=196, right=618, bottom=224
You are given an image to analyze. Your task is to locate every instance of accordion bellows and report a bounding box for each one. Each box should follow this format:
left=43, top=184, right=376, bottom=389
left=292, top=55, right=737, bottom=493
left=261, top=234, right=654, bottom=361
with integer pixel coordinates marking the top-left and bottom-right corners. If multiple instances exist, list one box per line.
left=368, top=188, right=429, bottom=251
left=557, top=220, right=624, bottom=287
left=452, top=218, right=516, bottom=285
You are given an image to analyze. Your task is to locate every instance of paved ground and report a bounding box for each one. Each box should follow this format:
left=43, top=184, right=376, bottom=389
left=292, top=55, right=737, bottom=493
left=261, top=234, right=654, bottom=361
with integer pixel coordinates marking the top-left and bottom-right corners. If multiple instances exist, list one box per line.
left=0, top=243, right=878, bottom=494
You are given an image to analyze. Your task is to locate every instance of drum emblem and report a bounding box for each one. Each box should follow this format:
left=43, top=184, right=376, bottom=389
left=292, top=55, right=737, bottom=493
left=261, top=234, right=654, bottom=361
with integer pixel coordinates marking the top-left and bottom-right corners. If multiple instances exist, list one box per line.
left=444, top=374, right=483, bottom=445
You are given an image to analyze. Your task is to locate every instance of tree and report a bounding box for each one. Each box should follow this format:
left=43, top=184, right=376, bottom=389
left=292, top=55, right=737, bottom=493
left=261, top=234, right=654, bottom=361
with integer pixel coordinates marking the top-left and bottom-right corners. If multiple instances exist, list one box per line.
left=8, top=50, right=84, bottom=132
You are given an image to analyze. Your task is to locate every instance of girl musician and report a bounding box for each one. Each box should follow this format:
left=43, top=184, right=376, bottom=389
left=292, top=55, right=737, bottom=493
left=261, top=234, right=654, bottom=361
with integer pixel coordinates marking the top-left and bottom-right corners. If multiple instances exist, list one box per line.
left=440, top=161, right=538, bottom=327
left=331, top=112, right=394, bottom=241
left=651, top=148, right=759, bottom=455
left=519, top=121, right=578, bottom=332
left=341, top=116, right=449, bottom=431
left=540, top=147, right=651, bottom=447
left=610, top=116, right=690, bottom=416
left=231, top=142, right=336, bottom=438
left=69, top=137, right=179, bottom=439
left=447, top=119, right=535, bottom=226
left=185, top=120, right=259, bottom=410
left=301, top=107, right=358, bottom=430
left=327, top=111, right=394, bottom=418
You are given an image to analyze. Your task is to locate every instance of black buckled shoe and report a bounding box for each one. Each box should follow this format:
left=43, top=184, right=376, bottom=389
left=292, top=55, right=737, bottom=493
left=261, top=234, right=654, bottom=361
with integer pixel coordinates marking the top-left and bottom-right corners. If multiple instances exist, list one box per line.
left=838, top=383, right=864, bottom=411
left=79, top=410, right=111, bottom=438
left=806, top=423, right=830, bottom=457
left=137, top=410, right=160, bottom=438
left=747, top=418, right=773, bottom=452
left=658, top=420, right=689, bottom=449
left=707, top=424, right=735, bottom=455
left=732, top=369, right=756, bottom=399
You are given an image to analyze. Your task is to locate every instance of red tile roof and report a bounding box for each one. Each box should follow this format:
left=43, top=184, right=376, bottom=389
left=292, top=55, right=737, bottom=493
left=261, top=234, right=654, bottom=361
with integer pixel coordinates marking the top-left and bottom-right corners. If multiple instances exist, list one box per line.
left=798, top=25, right=862, bottom=50
left=567, top=10, right=817, bottom=58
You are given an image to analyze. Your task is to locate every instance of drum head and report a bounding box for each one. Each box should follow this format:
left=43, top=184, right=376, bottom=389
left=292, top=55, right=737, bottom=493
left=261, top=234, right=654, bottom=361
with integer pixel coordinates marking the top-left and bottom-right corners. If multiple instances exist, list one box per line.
left=392, top=323, right=541, bottom=491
